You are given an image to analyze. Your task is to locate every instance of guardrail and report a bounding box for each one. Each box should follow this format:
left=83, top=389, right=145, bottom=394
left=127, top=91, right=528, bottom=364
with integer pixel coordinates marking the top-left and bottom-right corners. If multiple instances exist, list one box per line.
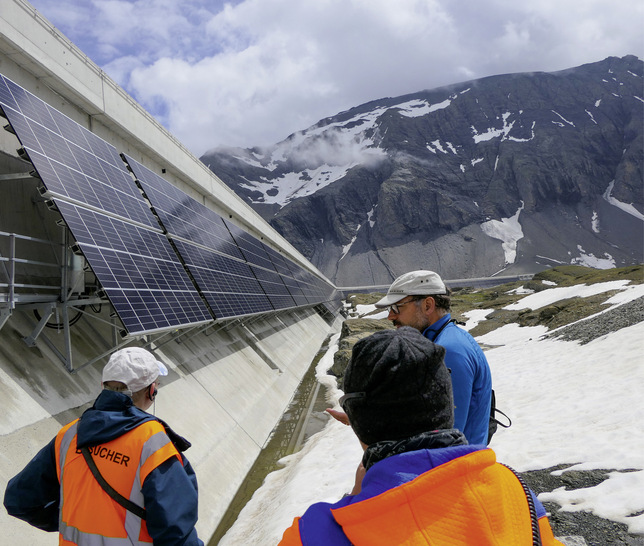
left=0, top=230, right=63, bottom=310
left=338, top=274, right=535, bottom=294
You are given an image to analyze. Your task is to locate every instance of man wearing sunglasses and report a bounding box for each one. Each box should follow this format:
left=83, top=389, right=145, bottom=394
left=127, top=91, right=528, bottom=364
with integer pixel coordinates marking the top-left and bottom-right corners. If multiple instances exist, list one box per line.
left=373, top=270, right=493, bottom=445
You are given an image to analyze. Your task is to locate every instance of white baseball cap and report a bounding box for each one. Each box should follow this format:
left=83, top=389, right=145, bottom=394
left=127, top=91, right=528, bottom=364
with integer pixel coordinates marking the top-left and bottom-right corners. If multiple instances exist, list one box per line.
left=102, top=347, right=168, bottom=393
left=374, top=270, right=447, bottom=308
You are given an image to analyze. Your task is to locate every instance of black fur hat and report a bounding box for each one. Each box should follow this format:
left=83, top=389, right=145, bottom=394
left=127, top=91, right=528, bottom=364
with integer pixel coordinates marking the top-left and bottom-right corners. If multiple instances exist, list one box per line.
left=342, top=326, right=454, bottom=445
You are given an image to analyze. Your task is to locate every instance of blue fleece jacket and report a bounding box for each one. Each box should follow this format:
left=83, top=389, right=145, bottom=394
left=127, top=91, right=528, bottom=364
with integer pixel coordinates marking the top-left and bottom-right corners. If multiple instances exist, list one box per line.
left=423, top=314, right=492, bottom=444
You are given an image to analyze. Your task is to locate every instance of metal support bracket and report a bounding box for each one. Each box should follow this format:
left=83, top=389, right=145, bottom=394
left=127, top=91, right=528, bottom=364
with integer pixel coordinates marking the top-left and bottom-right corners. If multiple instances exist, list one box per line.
left=241, top=324, right=281, bottom=372
left=22, top=302, right=56, bottom=347
left=0, top=306, right=11, bottom=331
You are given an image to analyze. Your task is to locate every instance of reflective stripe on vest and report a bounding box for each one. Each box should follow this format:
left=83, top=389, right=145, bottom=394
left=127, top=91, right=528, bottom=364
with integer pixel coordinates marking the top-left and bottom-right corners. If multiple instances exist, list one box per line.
left=55, top=419, right=180, bottom=545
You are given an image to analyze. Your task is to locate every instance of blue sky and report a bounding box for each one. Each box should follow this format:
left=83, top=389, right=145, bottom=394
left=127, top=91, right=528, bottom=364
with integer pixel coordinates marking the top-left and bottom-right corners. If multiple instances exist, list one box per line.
left=28, top=0, right=644, bottom=156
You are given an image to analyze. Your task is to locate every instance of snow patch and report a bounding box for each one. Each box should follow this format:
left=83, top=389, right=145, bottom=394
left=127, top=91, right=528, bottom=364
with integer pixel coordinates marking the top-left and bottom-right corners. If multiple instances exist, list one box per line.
left=506, top=286, right=535, bottom=295
left=480, top=202, right=525, bottom=264
left=397, top=97, right=453, bottom=118
left=461, top=309, right=493, bottom=331
left=603, top=181, right=644, bottom=221
left=426, top=139, right=458, bottom=155
left=591, top=211, right=600, bottom=233
left=427, top=140, right=446, bottom=153
left=551, top=110, right=575, bottom=127
left=471, top=112, right=535, bottom=144
left=540, top=471, right=644, bottom=534
left=340, top=226, right=361, bottom=261
left=503, top=280, right=630, bottom=311
left=367, top=207, right=376, bottom=228
left=239, top=163, right=356, bottom=205
left=571, top=246, right=616, bottom=269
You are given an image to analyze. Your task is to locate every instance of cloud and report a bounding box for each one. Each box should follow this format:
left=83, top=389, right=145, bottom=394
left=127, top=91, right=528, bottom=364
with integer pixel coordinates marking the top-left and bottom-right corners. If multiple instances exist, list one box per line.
left=285, top=128, right=388, bottom=171
left=29, top=0, right=644, bottom=155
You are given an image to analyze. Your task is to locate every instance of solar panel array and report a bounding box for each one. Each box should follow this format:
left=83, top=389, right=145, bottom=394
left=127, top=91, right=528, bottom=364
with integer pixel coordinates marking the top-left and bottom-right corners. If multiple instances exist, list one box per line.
left=0, top=74, right=212, bottom=334
left=123, top=155, right=333, bottom=319
left=1, top=73, right=339, bottom=334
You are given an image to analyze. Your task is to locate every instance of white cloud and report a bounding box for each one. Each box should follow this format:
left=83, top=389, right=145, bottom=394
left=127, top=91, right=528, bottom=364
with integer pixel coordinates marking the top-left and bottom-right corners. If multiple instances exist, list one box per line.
left=29, top=0, right=644, bottom=155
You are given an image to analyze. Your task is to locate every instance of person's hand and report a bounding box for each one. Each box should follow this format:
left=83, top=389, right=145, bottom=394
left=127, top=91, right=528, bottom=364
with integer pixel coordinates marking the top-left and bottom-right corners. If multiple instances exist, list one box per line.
left=326, top=408, right=350, bottom=426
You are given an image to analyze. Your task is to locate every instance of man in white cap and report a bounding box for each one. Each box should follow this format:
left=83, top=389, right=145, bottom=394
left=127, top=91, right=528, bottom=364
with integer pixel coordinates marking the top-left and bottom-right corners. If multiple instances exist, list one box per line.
left=4, top=347, right=203, bottom=545
left=373, top=270, right=493, bottom=445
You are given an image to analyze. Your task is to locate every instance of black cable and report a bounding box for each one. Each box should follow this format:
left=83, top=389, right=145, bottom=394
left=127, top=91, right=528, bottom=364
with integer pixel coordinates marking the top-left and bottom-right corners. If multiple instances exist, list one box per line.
left=33, top=306, right=85, bottom=330
left=501, top=463, right=542, bottom=546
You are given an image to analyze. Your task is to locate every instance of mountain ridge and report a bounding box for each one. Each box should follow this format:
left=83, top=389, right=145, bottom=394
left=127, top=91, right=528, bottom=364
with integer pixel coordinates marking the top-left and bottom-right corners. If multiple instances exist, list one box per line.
left=202, top=55, right=643, bottom=286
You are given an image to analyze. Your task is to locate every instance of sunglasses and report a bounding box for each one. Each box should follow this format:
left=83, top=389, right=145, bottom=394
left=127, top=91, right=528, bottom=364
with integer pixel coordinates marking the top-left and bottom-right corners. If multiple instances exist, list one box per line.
left=387, top=299, right=417, bottom=314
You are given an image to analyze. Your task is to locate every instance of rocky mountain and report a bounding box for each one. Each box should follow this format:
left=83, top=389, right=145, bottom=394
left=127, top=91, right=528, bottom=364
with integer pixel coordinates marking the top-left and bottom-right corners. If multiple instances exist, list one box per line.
left=201, top=56, right=644, bottom=287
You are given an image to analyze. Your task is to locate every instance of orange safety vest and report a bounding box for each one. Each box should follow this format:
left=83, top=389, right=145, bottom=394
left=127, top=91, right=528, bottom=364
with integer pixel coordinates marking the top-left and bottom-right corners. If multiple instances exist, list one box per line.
left=54, top=418, right=181, bottom=545
left=280, top=449, right=563, bottom=545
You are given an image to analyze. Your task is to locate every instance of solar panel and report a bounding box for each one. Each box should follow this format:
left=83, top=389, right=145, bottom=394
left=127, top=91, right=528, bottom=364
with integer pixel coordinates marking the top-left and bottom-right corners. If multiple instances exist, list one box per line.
left=263, top=246, right=296, bottom=277
left=280, top=275, right=310, bottom=306
left=250, top=266, right=296, bottom=309
left=54, top=201, right=212, bottom=334
left=224, top=221, right=276, bottom=272
left=297, top=271, right=333, bottom=304
left=255, top=246, right=310, bottom=305
left=123, top=155, right=283, bottom=318
left=223, top=222, right=320, bottom=309
left=123, top=155, right=244, bottom=260
left=122, top=152, right=341, bottom=314
left=173, top=240, right=274, bottom=319
left=0, top=95, right=157, bottom=229
left=0, top=74, right=212, bottom=334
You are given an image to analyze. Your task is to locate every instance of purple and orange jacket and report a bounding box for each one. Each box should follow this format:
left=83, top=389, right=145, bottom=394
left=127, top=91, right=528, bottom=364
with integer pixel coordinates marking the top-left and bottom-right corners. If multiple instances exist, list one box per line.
left=280, top=444, right=564, bottom=545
